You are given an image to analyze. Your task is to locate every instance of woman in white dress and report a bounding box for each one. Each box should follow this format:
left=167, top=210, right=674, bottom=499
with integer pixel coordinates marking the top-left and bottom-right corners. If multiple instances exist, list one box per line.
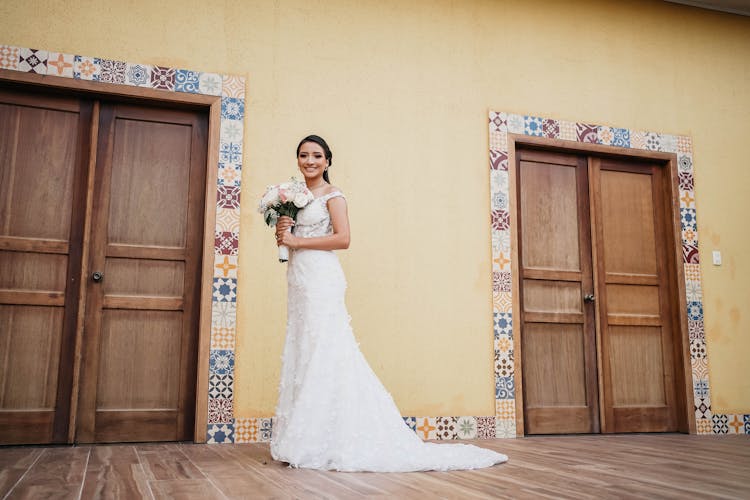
left=271, top=135, right=507, bottom=472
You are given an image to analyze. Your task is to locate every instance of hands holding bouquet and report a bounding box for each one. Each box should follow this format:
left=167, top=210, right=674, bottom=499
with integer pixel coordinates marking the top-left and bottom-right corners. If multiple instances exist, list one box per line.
left=258, top=178, right=315, bottom=262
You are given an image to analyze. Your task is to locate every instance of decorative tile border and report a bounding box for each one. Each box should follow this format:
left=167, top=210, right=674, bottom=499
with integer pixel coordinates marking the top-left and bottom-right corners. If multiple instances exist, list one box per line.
left=488, top=110, right=749, bottom=436
left=1, top=42, right=246, bottom=443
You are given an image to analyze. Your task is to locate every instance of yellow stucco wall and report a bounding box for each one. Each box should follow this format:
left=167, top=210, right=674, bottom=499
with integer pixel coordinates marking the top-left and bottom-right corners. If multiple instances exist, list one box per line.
left=2, top=0, right=748, bottom=416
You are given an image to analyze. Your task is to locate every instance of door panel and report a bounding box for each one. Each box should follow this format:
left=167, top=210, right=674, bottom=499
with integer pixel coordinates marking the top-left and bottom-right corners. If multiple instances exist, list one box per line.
left=593, top=158, right=677, bottom=432
left=517, top=150, right=599, bottom=434
left=77, top=103, right=206, bottom=443
left=0, top=90, right=90, bottom=444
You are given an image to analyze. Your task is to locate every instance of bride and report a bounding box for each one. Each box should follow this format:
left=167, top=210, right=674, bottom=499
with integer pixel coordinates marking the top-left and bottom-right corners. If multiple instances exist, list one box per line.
left=270, top=135, right=507, bottom=472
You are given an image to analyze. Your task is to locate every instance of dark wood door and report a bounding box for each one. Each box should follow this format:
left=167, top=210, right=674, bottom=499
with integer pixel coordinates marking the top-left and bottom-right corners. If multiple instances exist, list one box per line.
left=517, top=149, right=600, bottom=434
left=517, top=148, right=680, bottom=434
left=0, top=89, right=91, bottom=444
left=76, top=103, right=206, bottom=442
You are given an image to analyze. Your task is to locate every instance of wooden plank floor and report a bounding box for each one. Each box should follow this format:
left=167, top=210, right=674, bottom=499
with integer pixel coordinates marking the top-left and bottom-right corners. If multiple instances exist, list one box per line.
left=1, top=434, right=748, bottom=499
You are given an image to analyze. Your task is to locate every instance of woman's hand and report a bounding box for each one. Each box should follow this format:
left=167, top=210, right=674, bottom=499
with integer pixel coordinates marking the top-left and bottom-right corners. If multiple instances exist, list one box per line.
left=275, top=216, right=298, bottom=248
left=277, top=230, right=300, bottom=249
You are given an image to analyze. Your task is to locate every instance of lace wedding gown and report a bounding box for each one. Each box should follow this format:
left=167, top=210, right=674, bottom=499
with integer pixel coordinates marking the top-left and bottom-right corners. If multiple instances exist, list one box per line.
left=270, top=191, right=508, bottom=472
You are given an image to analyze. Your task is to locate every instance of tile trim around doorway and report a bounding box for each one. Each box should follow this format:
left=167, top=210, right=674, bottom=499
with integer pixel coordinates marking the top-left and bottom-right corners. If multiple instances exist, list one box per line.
left=0, top=43, right=244, bottom=443
left=488, top=111, right=748, bottom=436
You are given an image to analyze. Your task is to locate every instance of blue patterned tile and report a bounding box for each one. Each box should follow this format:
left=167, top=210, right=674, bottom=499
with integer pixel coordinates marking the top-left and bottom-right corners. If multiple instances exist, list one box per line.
left=680, top=208, right=697, bottom=231
left=744, top=415, right=750, bottom=434
left=210, top=349, right=235, bottom=375
left=199, top=72, right=222, bottom=96
left=259, top=418, right=273, bottom=442
left=207, top=423, right=234, bottom=443
left=523, top=116, right=543, bottom=136
left=213, top=277, right=237, bottom=302
left=403, top=417, right=416, bottom=431
left=495, top=375, right=515, bottom=399
left=493, top=312, right=512, bottom=339
left=611, top=127, right=630, bottom=148
left=126, top=63, right=151, bottom=86
left=74, top=55, right=101, bottom=80
left=687, top=301, right=703, bottom=321
left=221, top=97, right=244, bottom=120
left=175, top=69, right=201, bottom=93
left=220, top=142, right=242, bottom=163
left=694, top=379, right=709, bottom=399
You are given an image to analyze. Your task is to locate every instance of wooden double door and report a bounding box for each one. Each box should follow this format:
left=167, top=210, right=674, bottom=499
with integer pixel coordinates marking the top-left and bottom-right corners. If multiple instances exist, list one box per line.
left=517, top=148, right=684, bottom=434
left=0, top=87, right=207, bottom=444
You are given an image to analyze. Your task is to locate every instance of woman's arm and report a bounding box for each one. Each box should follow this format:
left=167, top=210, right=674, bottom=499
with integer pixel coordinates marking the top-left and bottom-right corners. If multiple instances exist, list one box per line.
left=276, top=197, right=350, bottom=251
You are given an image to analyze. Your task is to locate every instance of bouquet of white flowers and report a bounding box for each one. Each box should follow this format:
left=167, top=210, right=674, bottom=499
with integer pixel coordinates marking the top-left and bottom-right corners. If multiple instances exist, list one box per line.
left=258, top=178, right=315, bottom=262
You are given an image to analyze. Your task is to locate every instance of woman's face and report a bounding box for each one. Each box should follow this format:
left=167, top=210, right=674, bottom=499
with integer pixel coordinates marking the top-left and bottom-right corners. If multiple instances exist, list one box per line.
left=297, top=141, right=328, bottom=182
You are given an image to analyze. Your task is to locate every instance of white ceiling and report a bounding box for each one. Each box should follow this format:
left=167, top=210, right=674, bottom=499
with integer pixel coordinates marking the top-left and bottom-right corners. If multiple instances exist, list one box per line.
left=663, top=0, right=750, bottom=16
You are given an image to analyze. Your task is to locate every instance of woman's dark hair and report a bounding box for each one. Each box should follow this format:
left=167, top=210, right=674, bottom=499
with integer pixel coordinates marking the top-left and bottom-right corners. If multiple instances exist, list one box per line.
left=297, top=134, right=332, bottom=183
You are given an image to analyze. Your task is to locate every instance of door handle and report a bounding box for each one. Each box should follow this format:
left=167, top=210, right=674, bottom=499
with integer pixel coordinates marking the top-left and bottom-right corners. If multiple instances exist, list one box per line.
left=92, top=271, right=104, bottom=282
left=584, top=293, right=595, bottom=303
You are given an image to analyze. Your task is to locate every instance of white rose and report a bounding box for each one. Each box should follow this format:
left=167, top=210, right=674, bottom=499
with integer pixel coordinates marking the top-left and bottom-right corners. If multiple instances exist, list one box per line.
left=293, top=191, right=310, bottom=208
left=262, top=187, right=279, bottom=207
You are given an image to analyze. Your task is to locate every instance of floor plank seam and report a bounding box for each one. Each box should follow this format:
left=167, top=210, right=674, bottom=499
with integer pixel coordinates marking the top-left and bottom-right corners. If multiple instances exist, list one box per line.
left=177, top=446, right=230, bottom=500
left=134, top=445, right=157, bottom=500
left=2, top=448, right=45, bottom=500
left=75, top=447, right=92, bottom=500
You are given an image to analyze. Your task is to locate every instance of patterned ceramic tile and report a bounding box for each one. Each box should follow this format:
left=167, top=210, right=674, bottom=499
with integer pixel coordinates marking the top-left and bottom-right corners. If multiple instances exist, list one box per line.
left=493, top=251, right=511, bottom=272
left=456, top=416, right=478, bottom=439
left=493, top=312, right=512, bottom=339
left=415, top=417, right=437, bottom=440
left=495, top=399, right=516, bottom=420
left=630, top=130, right=647, bottom=149
left=73, top=55, right=100, bottom=80
left=693, top=379, right=709, bottom=399
left=403, top=417, right=417, bottom=432
left=687, top=301, right=703, bottom=321
left=491, top=189, right=508, bottom=213
left=215, top=208, right=241, bottom=233
left=125, top=63, right=152, bottom=86
left=0, top=45, right=19, bottom=70
left=234, top=418, right=259, bottom=443
left=542, top=118, right=560, bottom=139
left=680, top=190, right=696, bottom=209
left=692, top=357, right=709, bottom=379
left=207, top=423, right=234, bottom=443
left=491, top=169, right=509, bottom=195
left=680, top=208, right=697, bottom=232
left=683, top=243, right=700, bottom=264
left=495, top=335, right=512, bottom=354
left=494, top=349, right=514, bottom=378
left=46, top=52, right=74, bottom=77
left=18, top=48, right=47, bottom=73
left=711, top=414, right=729, bottom=434
left=221, top=118, right=244, bottom=144
left=493, top=291, right=513, bottom=313
left=215, top=255, right=239, bottom=279
left=258, top=418, right=273, bottom=442
left=684, top=263, right=701, bottom=282
left=435, top=417, right=458, bottom=440
left=218, top=161, right=242, bottom=187
left=213, top=278, right=238, bottom=302
left=678, top=154, right=693, bottom=173
left=696, top=418, right=711, bottom=435
left=217, top=185, right=241, bottom=210
left=507, top=114, right=524, bottom=134
left=489, top=149, right=508, bottom=171
left=685, top=279, right=702, bottom=302
left=690, top=338, right=707, bottom=359
left=199, top=72, right=223, bottom=96
left=493, top=272, right=511, bottom=293
left=679, top=172, right=694, bottom=193
left=489, top=130, right=508, bottom=151
left=211, top=326, right=236, bottom=350
left=220, top=142, right=243, bottom=164
left=688, top=320, right=704, bottom=341
left=645, top=132, right=661, bottom=151
left=491, top=210, right=510, bottom=231
left=611, top=127, right=630, bottom=148
left=597, top=126, right=614, bottom=145
left=677, top=135, right=692, bottom=154
left=576, top=123, right=597, bottom=143
left=489, top=111, right=508, bottom=132
left=495, top=376, right=515, bottom=399
left=495, top=418, right=516, bottom=438
left=727, top=414, right=744, bottom=434
left=695, top=397, right=711, bottom=419
left=222, top=75, right=246, bottom=98
left=209, top=349, right=235, bottom=375
left=221, top=97, right=244, bottom=120
left=476, top=416, right=496, bottom=439
left=215, top=231, right=239, bottom=255
left=175, top=69, right=201, bottom=93
left=208, top=398, right=234, bottom=424
left=660, top=134, right=678, bottom=153
left=558, top=120, right=577, bottom=141
left=745, top=415, right=750, bottom=434
left=99, top=59, right=127, bottom=84
left=151, top=66, right=176, bottom=90
left=209, top=373, right=234, bottom=399
left=524, top=116, right=543, bottom=137
left=211, top=302, right=237, bottom=329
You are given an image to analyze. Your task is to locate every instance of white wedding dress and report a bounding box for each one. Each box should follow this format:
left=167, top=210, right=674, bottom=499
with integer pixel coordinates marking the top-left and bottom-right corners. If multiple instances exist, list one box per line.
left=270, top=191, right=508, bottom=472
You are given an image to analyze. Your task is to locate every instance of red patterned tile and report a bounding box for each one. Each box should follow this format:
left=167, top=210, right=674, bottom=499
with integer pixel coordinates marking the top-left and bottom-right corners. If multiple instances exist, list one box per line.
left=151, top=66, right=176, bottom=90
left=576, top=123, right=598, bottom=143
left=215, top=231, right=239, bottom=255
